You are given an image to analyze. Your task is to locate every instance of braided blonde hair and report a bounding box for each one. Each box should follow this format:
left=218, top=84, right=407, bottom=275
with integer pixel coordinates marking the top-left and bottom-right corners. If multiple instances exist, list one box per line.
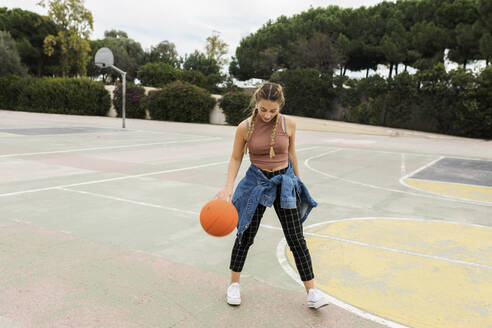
left=243, top=82, right=285, bottom=158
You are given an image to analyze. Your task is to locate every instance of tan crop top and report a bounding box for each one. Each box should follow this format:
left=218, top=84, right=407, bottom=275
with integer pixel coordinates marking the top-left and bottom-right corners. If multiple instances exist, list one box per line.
left=247, top=114, right=289, bottom=171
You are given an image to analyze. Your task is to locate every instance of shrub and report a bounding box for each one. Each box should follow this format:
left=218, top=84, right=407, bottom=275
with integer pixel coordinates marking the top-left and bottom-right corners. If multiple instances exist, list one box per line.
left=9, top=77, right=110, bottom=115
left=177, top=70, right=207, bottom=89
left=474, top=67, right=492, bottom=138
left=333, top=76, right=359, bottom=110
left=341, top=64, right=491, bottom=139
left=177, top=70, right=225, bottom=94
left=147, top=81, right=216, bottom=123
left=203, top=73, right=225, bottom=94
left=219, top=91, right=251, bottom=125
left=113, top=83, right=146, bottom=119
left=137, top=62, right=178, bottom=87
left=346, top=102, right=373, bottom=124
left=447, top=67, right=491, bottom=138
left=376, top=72, right=418, bottom=129
left=0, top=74, right=23, bottom=109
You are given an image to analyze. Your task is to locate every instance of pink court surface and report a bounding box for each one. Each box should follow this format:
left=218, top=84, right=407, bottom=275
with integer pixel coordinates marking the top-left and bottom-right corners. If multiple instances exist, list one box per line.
left=0, top=110, right=491, bottom=328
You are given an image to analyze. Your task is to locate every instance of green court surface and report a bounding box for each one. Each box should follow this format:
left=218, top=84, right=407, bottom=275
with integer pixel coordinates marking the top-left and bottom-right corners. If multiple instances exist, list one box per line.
left=0, top=110, right=491, bottom=328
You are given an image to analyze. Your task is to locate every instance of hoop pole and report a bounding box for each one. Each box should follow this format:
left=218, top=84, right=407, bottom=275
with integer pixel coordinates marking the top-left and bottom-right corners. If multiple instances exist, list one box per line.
left=122, top=72, right=126, bottom=128
left=110, top=65, right=127, bottom=128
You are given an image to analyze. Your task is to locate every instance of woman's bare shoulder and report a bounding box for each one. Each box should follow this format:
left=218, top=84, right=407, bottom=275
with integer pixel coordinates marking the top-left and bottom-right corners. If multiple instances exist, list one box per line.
left=236, top=118, right=250, bottom=137
left=237, top=118, right=250, bottom=129
left=282, top=114, right=296, bottom=130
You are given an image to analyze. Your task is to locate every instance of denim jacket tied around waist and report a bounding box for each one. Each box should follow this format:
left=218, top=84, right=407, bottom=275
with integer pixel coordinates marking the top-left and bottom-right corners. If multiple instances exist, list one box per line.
left=231, top=162, right=317, bottom=242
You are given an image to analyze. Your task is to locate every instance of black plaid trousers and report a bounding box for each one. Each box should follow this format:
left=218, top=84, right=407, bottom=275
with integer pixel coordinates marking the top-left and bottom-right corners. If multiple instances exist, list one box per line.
left=229, top=167, right=314, bottom=282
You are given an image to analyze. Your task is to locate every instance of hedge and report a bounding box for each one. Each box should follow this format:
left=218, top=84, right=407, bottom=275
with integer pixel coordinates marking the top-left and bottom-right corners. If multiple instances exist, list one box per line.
left=137, top=62, right=225, bottom=94
left=219, top=91, right=251, bottom=125
left=113, top=83, right=146, bottom=119
left=0, top=74, right=24, bottom=110
left=146, top=80, right=216, bottom=123
left=0, top=76, right=110, bottom=116
left=341, top=64, right=492, bottom=139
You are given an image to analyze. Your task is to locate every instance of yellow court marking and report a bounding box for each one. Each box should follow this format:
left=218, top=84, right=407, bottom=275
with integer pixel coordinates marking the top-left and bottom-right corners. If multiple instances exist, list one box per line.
left=286, top=219, right=492, bottom=328
left=404, top=178, right=492, bottom=203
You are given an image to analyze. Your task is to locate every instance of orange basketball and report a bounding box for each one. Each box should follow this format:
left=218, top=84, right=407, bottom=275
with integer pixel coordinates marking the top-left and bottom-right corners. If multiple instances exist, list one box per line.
left=200, top=199, right=238, bottom=237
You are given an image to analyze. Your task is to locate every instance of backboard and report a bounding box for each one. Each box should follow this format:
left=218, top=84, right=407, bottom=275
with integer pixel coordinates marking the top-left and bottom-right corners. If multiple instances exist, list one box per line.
left=94, top=47, right=114, bottom=68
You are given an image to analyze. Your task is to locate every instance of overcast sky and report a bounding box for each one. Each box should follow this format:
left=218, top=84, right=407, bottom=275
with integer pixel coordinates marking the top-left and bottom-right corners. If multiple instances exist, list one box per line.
left=3, top=0, right=391, bottom=60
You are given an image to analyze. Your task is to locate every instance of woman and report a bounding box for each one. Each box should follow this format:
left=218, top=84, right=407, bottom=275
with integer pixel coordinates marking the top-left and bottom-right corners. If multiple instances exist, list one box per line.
left=215, top=82, right=328, bottom=309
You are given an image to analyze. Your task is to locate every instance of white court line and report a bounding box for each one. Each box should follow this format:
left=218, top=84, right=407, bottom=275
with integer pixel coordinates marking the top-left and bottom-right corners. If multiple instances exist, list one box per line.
left=0, top=146, right=320, bottom=198
left=305, top=151, right=492, bottom=207
left=304, top=216, right=492, bottom=230
left=57, top=190, right=293, bottom=235
left=131, top=128, right=225, bottom=137
left=304, top=232, right=491, bottom=269
left=259, top=224, right=283, bottom=231
left=58, top=187, right=200, bottom=216
left=56, top=190, right=296, bottom=237
left=333, top=146, right=492, bottom=165
left=10, top=218, right=32, bottom=224
left=329, top=146, right=449, bottom=158
left=0, top=160, right=229, bottom=198
left=400, top=154, right=406, bottom=177
left=400, top=156, right=444, bottom=181
left=0, top=137, right=221, bottom=158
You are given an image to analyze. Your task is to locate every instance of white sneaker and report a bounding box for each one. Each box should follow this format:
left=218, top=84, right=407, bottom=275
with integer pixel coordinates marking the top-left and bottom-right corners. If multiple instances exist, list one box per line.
left=226, top=282, right=241, bottom=305
left=307, top=288, right=329, bottom=309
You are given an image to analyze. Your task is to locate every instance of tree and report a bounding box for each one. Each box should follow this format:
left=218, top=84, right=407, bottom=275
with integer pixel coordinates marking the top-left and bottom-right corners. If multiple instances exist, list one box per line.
left=479, top=33, right=492, bottom=65
left=229, top=38, right=270, bottom=80
left=102, top=31, right=144, bottom=82
left=104, top=29, right=128, bottom=39
left=205, top=31, right=229, bottom=67
left=335, top=33, right=350, bottom=75
left=447, top=23, right=482, bottom=68
left=38, top=0, right=93, bottom=76
left=146, top=40, right=180, bottom=68
left=0, top=7, right=59, bottom=76
left=182, top=50, right=225, bottom=91
left=258, top=46, right=283, bottom=74
left=87, top=32, right=145, bottom=83
left=381, top=15, right=408, bottom=77
left=410, top=21, right=449, bottom=69
left=270, top=67, right=335, bottom=119
left=88, top=30, right=146, bottom=82
left=229, top=0, right=486, bottom=79
left=287, top=31, right=340, bottom=74
left=0, top=30, right=28, bottom=76
left=478, top=0, right=492, bottom=65
left=137, top=62, right=177, bottom=87
left=435, top=0, right=478, bottom=29
left=478, top=0, right=492, bottom=31
left=380, top=35, right=399, bottom=78
left=183, top=50, right=221, bottom=76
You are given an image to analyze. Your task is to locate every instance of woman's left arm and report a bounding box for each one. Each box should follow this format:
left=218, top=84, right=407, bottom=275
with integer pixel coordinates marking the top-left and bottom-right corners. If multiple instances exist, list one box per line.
left=287, top=117, right=300, bottom=177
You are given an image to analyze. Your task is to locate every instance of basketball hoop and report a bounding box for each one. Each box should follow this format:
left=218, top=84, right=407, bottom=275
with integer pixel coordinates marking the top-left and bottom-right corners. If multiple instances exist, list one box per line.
left=95, top=47, right=114, bottom=68
left=95, top=47, right=127, bottom=128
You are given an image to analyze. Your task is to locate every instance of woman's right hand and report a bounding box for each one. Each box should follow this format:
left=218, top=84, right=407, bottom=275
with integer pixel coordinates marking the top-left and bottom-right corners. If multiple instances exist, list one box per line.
left=215, top=185, right=233, bottom=202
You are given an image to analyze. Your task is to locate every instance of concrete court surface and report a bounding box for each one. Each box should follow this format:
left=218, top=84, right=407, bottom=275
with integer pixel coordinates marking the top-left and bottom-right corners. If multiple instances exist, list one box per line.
left=0, top=109, right=491, bottom=328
